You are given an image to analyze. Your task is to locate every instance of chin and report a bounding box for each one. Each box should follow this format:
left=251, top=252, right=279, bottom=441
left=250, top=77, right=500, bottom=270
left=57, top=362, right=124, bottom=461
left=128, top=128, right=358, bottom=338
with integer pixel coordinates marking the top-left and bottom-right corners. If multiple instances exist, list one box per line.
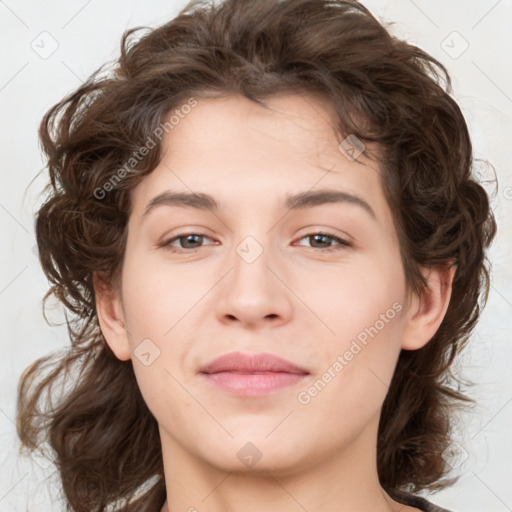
left=193, top=429, right=314, bottom=476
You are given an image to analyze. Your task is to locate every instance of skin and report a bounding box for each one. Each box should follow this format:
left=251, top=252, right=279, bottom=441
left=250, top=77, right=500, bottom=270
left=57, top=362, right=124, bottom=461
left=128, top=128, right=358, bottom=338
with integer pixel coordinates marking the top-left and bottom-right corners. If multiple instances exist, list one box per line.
left=95, top=93, right=455, bottom=512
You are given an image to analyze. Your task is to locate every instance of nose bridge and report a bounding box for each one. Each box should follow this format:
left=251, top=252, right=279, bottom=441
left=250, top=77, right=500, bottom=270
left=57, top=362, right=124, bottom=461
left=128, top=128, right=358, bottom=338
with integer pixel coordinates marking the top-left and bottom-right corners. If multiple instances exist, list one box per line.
left=230, top=232, right=274, bottom=295
left=235, top=234, right=267, bottom=268
left=228, top=207, right=276, bottom=280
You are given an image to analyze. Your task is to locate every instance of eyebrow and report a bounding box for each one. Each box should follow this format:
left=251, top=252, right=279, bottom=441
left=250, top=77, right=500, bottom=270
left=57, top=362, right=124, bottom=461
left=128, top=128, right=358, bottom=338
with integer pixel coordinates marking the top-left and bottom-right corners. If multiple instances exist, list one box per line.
left=142, top=188, right=376, bottom=219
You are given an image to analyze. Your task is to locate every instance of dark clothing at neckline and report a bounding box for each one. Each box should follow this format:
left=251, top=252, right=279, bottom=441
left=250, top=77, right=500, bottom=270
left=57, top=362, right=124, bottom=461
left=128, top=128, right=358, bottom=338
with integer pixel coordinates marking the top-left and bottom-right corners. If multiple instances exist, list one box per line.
left=389, top=489, right=453, bottom=512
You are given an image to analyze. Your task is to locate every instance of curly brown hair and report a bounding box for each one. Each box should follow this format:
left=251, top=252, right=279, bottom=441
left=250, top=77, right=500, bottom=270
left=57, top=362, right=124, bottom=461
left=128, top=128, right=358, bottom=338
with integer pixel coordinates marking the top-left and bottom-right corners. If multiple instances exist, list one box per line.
left=17, top=0, right=497, bottom=510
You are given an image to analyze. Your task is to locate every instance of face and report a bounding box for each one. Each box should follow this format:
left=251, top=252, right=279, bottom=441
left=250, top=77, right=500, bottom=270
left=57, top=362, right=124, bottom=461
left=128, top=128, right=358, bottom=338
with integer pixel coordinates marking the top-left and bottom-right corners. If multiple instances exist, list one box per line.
left=98, top=93, right=439, bottom=476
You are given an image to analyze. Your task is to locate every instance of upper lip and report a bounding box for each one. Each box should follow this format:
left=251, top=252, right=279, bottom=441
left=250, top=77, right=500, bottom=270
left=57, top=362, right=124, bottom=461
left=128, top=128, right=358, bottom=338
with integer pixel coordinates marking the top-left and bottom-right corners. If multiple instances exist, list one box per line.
left=199, top=352, right=309, bottom=374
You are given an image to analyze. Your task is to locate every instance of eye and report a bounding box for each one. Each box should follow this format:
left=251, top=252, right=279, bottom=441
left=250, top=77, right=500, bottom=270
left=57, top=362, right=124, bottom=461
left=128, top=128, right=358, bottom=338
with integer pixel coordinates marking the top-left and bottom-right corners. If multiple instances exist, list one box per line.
left=159, top=233, right=216, bottom=252
left=159, top=231, right=351, bottom=253
left=295, top=232, right=351, bottom=252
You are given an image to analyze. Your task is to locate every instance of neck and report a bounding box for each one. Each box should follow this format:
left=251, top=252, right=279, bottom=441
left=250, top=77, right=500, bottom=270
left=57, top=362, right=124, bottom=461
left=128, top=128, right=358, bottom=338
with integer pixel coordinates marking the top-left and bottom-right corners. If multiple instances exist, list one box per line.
left=158, top=413, right=403, bottom=512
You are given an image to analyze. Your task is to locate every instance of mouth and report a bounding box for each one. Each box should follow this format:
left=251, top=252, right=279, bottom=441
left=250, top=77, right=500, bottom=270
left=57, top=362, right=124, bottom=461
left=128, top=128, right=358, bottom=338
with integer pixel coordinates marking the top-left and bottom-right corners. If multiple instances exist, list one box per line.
left=199, top=351, right=310, bottom=397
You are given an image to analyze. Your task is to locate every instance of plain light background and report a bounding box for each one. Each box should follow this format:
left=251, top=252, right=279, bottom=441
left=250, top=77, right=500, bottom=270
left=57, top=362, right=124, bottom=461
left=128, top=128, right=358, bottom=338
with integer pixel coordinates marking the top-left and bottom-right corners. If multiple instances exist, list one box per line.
left=1, top=1, right=511, bottom=510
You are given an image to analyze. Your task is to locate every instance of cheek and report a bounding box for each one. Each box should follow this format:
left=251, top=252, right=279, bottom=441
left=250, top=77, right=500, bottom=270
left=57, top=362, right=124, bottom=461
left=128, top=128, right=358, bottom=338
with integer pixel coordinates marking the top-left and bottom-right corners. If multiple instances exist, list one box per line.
left=120, top=258, right=193, bottom=421
left=293, top=252, right=407, bottom=399
left=296, top=253, right=406, bottom=343
left=119, top=250, right=203, bottom=343
left=294, top=269, right=405, bottom=439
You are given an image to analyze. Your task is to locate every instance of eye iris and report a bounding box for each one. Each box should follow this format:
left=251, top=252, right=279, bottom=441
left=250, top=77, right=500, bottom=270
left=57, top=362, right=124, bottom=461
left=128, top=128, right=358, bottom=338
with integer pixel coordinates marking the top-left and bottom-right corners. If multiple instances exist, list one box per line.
left=311, top=234, right=331, bottom=248
left=181, top=234, right=202, bottom=248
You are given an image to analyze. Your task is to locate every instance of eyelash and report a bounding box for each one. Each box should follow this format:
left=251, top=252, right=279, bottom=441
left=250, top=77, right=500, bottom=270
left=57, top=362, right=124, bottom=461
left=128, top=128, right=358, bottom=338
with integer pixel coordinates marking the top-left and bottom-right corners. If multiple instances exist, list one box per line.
left=159, top=232, right=351, bottom=253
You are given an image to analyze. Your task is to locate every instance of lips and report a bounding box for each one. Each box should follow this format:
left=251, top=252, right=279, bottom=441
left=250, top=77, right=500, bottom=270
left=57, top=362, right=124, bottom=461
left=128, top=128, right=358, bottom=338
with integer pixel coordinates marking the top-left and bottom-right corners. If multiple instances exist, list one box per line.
left=199, top=352, right=309, bottom=397
left=199, top=351, right=309, bottom=375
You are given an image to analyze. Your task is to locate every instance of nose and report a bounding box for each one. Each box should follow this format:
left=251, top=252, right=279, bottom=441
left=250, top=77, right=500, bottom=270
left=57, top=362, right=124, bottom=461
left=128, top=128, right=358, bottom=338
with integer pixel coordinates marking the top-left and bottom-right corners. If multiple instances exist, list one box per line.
left=215, top=235, right=294, bottom=329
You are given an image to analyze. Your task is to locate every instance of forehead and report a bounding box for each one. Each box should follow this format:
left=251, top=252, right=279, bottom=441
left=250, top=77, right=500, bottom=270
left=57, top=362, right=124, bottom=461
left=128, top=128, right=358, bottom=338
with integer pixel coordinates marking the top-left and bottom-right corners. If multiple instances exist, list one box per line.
left=162, top=93, right=374, bottom=170
left=129, top=93, right=389, bottom=223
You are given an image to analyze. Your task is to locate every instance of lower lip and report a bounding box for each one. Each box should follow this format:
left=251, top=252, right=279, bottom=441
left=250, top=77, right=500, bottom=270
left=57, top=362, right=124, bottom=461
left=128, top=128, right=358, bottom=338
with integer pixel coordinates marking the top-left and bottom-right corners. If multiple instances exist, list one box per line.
left=202, top=371, right=308, bottom=397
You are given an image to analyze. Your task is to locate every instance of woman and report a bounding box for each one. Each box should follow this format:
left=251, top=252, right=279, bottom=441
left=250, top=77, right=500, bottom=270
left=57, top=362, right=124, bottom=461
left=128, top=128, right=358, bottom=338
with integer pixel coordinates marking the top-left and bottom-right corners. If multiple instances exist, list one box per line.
left=17, top=1, right=496, bottom=511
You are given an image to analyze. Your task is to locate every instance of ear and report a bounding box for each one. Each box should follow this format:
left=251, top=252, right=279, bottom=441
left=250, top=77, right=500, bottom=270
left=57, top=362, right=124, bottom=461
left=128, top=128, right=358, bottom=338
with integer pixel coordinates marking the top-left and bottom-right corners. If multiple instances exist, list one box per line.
left=93, top=271, right=131, bottom=361
left=401, top=263, right=456, bottom=351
